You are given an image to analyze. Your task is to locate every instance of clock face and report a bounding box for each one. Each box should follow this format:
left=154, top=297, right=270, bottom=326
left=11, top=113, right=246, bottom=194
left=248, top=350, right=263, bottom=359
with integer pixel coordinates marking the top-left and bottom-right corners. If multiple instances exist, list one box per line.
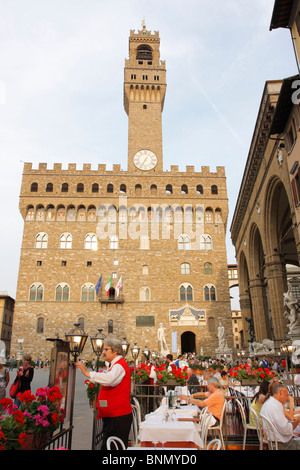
left=133, top=150, right=157, bottom=170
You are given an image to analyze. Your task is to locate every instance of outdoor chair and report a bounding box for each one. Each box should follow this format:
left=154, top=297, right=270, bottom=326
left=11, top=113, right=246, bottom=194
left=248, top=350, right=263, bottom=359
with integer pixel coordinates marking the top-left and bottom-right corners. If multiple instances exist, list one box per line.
left=260, top=414, right=278, bottom=450
left=236, top=398, right=263, bottom=450
left=106, top=436, right=126, bottom=450
left=131, top=396, right=142, bottom=424
left=129, top=404, right=140, bottom=447
left=207, top=400, right=226, bottom=450
left=200, top=412, right=214, bottom=449
left=206, top=438, right=222, bottom=450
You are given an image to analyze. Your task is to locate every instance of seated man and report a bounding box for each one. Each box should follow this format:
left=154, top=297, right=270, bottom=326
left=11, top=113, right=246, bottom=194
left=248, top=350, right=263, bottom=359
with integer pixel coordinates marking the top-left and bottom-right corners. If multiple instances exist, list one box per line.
left=260, top=382, right=300, bottom=450
left=180, top=377, right=225, bottom=425
left=186, top=368, right=201, bottom=395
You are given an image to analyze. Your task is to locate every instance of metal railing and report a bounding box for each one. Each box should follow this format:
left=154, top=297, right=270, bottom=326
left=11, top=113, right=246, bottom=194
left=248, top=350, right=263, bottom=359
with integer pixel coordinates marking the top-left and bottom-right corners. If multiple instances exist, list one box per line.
left=40, top=426, right=73, bottom=450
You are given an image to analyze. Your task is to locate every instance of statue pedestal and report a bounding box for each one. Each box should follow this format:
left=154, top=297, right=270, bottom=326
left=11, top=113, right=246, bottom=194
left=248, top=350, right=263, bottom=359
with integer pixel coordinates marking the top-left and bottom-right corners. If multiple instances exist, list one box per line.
left=289, top=329, right=300, bottom=364
left=289, top=325, right=300, bottom=343
left=215, top=347, right=232, bottom=362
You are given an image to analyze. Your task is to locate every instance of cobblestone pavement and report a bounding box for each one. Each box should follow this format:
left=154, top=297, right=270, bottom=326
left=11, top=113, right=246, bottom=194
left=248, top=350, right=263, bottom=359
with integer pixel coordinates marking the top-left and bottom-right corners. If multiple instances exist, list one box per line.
left=7, top=367, right=94, bottom=450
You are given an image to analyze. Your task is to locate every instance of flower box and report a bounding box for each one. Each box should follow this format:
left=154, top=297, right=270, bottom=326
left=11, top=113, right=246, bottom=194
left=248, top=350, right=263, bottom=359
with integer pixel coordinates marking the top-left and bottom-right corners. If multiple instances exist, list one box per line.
left=0, top=386, right=65, bottom=450
left=240, top=379, right=260, bottom=386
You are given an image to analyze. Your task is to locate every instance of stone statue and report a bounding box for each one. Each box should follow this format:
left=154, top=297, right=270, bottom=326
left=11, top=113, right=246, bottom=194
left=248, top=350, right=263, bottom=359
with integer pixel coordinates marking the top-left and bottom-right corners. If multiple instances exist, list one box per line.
left=217, top=322, right=227, bottom=349
left=251, top=339, right=275, bottom=355
left=0, top=340, right=6, bottom=363
left=245, top=317, right=255, bottom=343
left=292, top=340, right=300, bottom=364
left=157, top=323, right=169, bottom=355
left=283, top=283, right=300, bottom=335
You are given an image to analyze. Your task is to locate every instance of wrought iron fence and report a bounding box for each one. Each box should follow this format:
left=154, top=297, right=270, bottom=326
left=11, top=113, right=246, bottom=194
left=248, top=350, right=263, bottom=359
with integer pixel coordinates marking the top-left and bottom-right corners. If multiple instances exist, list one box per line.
left=41, top=426, right=73, bottom=450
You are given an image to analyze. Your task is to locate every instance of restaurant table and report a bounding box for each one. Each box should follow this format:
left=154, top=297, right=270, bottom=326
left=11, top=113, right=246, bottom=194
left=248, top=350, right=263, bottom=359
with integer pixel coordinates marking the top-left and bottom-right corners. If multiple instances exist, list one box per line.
left=138, top=404, right=203, bottom=449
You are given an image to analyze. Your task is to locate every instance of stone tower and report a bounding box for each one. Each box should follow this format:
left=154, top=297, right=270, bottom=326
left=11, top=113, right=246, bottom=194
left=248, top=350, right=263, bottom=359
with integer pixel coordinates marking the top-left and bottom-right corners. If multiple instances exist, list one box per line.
left=124, top=23, right=166, bottom=173
left=11, top=24, right=233, bottom=361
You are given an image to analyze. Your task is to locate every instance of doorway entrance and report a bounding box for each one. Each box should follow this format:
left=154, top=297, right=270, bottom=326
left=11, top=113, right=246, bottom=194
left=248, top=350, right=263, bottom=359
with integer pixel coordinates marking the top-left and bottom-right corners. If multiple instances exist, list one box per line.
left=181, top=331, right=196, bottom=354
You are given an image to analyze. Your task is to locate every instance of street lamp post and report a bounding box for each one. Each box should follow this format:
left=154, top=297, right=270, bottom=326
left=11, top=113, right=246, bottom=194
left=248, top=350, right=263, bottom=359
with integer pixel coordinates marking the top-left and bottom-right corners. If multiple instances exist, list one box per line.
left=121, top=337, right=130, bottom=358
left=142, top=346, right=151, bottom=362
left=90, top=328, right=105, bottom=451
left=131, top=343, right=140, bottom=394
left=65, top=322, right=88, bottom=447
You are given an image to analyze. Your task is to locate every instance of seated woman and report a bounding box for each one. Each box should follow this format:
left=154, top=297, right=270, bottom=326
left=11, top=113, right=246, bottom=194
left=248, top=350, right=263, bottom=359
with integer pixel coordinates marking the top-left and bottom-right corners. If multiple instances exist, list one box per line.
left=249, top=380, right=269, bottom=426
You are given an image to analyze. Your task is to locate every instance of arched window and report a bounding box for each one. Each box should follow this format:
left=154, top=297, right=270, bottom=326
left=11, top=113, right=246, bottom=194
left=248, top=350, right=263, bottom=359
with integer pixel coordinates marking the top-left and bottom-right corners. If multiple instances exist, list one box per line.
left=136, top=44, right=153, bottom=61
left=178, top=235, right=191, bottom=250
left=55, top=284, right=70, bottom=301
left=85, top=234, right=97, bottom=250
left=204, top=285, right=216, bottom=301
left=200, top=235, right=212, bottom=250
left=211, top=185, right=218, bottom=195
left=108, top=320, right=113, bottom=333
left=108, top=287, right=116, bottom=301
left=180, top=284, right=193, bottom=301
left=29, top=283, right=44, bottom=301
left=204, top=262, right=212, bottom=275
left=120, top=184, right=126, bottom=194
left=60, top=233, right=72, bottom=249
left=107, top=183, right=113, bottom=193
left=46, top=182, right=53, bottom=192
left=196, top=184, right=203, bottom=195
left=181, top=184, right=188, bottom=194
left=30, top=182, right=38, bottom=192
left=37, top=317, right=44, bottom=333
left=35, top=233, right=48, bottom=249
left=82, top=284, right=95, bottom=301
left=92, top=183, right=99, bottom=193
left=110, top=235, right=118, bottom=249
left=142, top=264, right=149, bottom=275
left=77, top=183, right=84, bottom=193
left=61, top=183, right=69, bottom=193
left=166, top=184, right=173, bottom=194
left=181, top=263, right=190, bottom=274
left=140, top=286, right=151, bottom=301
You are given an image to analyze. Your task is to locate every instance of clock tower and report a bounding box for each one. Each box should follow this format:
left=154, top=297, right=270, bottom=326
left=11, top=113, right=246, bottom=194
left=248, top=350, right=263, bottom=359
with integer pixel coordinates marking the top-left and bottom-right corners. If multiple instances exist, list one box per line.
left=124, top=22, right=166, bottom=173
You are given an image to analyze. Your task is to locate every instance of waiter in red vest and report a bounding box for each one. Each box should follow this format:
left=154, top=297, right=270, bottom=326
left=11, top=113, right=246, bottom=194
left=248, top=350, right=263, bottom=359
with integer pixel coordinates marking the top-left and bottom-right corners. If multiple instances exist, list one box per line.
left=76, top=337, right=133, bottom=449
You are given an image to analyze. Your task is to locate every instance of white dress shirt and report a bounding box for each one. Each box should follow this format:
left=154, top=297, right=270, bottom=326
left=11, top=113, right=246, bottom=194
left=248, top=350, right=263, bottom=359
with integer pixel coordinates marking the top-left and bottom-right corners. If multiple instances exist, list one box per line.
left=89, top=355, right=125, bottom=387
left=261, top=396, right=293, bottom=443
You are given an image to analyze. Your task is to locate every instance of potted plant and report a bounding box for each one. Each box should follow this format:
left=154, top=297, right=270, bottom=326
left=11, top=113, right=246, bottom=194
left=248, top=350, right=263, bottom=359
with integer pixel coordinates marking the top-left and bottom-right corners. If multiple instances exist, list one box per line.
left=0, top=386, right=65, bottom=449
left=132, top=364, right=151, bottom=384
left=84, top=379, right=99, bottom=407
left=229, top=364, right=276, bottom=385
left=0, top=399, right=27, bottom=450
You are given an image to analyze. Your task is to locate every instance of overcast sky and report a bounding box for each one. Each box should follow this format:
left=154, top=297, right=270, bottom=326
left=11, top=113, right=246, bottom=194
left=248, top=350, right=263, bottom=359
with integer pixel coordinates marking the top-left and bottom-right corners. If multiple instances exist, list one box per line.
left=0, top=1, right=298, bottom=303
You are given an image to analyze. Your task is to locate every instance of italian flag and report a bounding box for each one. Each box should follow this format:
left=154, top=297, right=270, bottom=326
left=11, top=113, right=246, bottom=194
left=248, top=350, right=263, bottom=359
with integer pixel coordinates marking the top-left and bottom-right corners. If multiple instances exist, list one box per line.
left=105, top=276, right=112, bottom=296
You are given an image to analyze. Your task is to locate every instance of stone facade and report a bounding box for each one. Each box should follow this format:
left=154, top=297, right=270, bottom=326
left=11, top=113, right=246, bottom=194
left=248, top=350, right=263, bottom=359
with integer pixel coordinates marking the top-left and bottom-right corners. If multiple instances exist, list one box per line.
left=11, top=26, right=233, bottom=361
left=230, top=79, right=300, bottom=349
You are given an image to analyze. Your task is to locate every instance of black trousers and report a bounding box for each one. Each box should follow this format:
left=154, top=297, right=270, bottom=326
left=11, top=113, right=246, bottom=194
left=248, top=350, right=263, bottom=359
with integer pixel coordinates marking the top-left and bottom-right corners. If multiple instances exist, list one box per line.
left=101, top=413, right=133, bottom=450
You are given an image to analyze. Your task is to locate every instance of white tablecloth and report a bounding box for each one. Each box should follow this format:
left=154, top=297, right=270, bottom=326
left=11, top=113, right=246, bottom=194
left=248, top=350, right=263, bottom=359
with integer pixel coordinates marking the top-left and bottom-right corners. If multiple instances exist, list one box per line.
left=138, top=405, right=203, bottom=448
